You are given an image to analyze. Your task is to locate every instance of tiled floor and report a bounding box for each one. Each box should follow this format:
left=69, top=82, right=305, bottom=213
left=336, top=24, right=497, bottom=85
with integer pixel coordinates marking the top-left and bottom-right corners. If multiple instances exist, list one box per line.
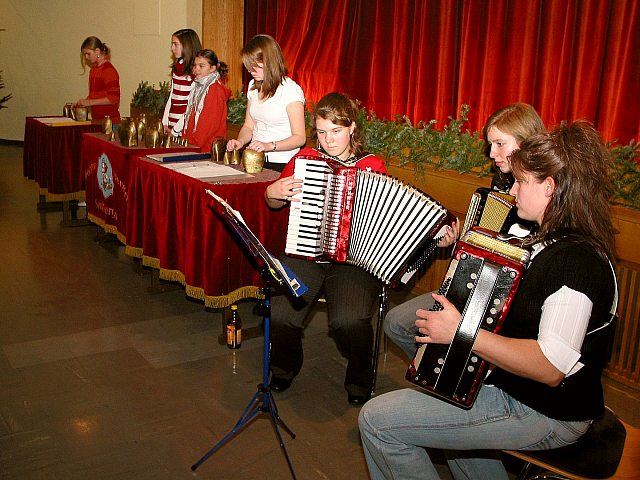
left=1, top=143, right=638, bottom=479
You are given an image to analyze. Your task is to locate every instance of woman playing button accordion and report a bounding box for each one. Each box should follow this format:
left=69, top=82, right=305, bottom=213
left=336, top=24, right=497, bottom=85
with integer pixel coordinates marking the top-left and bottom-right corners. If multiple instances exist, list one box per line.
left=358, top=121, right=617, bottom=479
left=264, top=92, right=386, bottom=405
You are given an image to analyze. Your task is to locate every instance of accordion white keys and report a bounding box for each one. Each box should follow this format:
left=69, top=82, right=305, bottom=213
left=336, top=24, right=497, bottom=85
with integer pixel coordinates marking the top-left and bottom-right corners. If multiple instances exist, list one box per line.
left=285, top=155, right=455, bottom=285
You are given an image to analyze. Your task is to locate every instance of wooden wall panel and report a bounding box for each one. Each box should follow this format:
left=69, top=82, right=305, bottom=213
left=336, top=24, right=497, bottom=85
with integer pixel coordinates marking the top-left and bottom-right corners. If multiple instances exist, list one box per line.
left=202, top=0, right=245, bottom=96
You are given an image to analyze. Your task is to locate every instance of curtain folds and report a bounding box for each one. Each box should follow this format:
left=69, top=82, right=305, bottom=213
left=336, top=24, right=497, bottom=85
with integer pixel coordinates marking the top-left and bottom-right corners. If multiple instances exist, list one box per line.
left=244, top=0, right=638, bottom=143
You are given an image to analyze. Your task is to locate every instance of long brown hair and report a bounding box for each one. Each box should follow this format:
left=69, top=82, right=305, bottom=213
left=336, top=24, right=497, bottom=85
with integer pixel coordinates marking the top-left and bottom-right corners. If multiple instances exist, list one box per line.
left=241, top=34, right=287, bottom=100
left=172, top=28, right=202, bottom=75
left=509, top=121, right=615, bottom=262
left=312, top=92, right=364, bottom=157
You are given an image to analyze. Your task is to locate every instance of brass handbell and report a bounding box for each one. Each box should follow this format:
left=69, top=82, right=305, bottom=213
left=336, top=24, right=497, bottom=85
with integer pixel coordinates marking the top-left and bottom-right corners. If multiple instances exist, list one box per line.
left=144, top=128, right=160, bottom=148
left=224, top=148, right=241, bottom=165
left=211, top=138, right=226, bottom=163
left=63, top=103, right=74, bottom=118
left=242, top=148, right=265, bottom=173
left=102, top=116, right=112, bottom=135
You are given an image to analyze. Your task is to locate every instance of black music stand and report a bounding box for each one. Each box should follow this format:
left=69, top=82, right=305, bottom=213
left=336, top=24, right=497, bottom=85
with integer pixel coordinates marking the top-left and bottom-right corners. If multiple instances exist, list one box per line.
left=191, top=190, right=307, bottom=479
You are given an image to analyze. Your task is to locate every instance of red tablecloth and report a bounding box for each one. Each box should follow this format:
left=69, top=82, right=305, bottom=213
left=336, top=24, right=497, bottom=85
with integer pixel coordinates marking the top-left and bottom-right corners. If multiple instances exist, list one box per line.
left=82, top=133, right=201, bottom=240
left=83, top=133, right=288, bottom=307
left=23, top=117, right=102, bottom=201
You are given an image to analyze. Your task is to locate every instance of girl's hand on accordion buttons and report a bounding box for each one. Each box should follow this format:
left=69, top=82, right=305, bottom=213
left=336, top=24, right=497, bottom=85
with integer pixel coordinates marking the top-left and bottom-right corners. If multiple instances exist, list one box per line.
left=414, top=294, right=461, bottom=345
left=437, top=219, right=459, bottom=248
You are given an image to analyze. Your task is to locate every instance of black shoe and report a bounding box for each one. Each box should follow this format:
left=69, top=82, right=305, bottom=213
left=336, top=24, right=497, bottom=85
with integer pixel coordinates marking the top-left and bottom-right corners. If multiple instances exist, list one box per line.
left=348, top=393, right=371, bottom=406
left=270, top=377, right=293, bottom=392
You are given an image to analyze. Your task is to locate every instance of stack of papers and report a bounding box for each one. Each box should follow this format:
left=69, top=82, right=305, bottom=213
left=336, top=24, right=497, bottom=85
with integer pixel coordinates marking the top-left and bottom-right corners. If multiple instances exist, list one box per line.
left=147, top=152, right=211, bottom=163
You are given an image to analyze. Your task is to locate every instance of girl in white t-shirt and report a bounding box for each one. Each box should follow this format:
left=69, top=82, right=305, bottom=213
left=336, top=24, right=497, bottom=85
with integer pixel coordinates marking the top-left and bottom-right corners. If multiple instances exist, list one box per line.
left=226, top=34, right=306, bottom=171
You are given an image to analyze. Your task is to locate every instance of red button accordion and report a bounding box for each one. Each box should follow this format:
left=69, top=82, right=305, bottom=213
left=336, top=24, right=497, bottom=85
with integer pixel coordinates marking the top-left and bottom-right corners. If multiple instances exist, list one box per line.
left=406, top=228, right=531, bottom=408
left=285, top=155, right=455, bottom=285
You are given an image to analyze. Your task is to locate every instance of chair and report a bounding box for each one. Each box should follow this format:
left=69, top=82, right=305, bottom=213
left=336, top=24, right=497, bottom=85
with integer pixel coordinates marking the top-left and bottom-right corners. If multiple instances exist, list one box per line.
left=370, top=283, right=389, bottom=396
left=503, top=407, right=627, bottom=480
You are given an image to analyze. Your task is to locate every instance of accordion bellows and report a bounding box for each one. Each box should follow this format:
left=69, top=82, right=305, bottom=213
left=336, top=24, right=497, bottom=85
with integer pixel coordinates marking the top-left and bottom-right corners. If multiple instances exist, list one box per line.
left=285, top=156, right=454, bottom=285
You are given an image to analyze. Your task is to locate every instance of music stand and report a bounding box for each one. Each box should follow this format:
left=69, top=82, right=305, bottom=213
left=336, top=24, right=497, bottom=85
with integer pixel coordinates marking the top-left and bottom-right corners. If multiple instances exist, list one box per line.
left=191, top=190, right=307, bottom=479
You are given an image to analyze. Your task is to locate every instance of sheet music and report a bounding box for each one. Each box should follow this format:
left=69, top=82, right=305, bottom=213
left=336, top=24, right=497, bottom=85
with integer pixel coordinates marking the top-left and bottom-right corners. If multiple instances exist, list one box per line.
left=205, top=189, right=308, bottom=297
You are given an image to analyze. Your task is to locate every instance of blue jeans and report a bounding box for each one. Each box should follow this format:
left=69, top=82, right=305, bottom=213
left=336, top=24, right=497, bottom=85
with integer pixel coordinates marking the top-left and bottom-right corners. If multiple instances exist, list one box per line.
left=384, top=292, right=435, bottom=359
left=358, top=386, right=592, bottom=480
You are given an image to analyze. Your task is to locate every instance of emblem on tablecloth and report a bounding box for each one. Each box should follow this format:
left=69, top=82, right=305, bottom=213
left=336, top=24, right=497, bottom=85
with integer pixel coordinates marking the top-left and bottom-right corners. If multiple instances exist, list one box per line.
left=98, top=153, right=114, bottom=199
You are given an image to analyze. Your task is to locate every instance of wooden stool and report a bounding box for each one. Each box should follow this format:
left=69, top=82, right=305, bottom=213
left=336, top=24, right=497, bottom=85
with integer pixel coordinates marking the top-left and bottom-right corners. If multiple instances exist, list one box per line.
left=504, top=407, right=626, bottom=479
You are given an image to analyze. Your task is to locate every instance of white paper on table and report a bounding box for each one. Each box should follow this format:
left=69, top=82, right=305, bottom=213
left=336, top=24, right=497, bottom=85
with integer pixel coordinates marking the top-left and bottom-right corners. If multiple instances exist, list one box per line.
left=161, top=161, right=249, bottom=179
left=35, top=117, right=91, bottom=126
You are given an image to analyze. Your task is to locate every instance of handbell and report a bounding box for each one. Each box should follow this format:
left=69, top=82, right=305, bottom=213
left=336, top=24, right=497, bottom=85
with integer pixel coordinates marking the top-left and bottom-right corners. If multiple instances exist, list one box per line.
left=102, top=116, right=112, bottom=135
left=224, top=148, right=241, bottom=165
left=242, top=148, right=265, bottom=173
left=63, top=103, right=74, bottom=118
left=211, top=137, right=226, bottom=163
left=144, top=128, right=160, bottom=148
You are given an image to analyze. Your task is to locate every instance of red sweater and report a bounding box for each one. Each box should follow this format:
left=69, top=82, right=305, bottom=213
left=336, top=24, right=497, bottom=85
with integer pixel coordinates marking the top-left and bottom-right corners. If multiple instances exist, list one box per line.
left=88, top=61, right=120, bottom=121
left=279, top=147, right=388, bottom=178
left=182, top=80, right=231, bottom=153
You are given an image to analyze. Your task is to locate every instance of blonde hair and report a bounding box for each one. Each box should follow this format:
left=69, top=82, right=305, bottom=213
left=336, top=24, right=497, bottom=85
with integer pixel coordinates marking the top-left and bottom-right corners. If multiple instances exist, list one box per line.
left=80, top=36, right=110, bottom=72
left=483, top=103, right=545, bottom=144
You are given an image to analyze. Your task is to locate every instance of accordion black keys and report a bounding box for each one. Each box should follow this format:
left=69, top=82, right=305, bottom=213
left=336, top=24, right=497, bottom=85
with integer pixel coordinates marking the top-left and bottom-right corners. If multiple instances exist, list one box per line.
left=406, top=228, right=531, bottom=408
left=285, top=155, right=454, bottom=285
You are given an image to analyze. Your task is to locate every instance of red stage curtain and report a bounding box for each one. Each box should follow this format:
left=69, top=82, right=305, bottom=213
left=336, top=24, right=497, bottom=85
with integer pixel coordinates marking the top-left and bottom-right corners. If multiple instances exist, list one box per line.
left=244, top=0, right=639, bottom=144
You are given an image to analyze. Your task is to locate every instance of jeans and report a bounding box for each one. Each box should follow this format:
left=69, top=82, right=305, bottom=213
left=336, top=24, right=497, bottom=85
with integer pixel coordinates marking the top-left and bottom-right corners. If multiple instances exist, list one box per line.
left=358, top=386, right=592, bottom=480
left=384, top=292, right=436, bottom=359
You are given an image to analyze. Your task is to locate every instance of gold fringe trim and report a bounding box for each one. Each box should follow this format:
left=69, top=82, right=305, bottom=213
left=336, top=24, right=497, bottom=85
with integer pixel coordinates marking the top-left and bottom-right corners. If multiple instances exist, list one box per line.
left=79, top=226, right=264, bottom=310
left=124, top=245, right=143, bottom=258
left=45, top=191, right=85, bottom=202
left=199, top=286, right=264, bottom=309
left=86, top=214, right=127, bottom=244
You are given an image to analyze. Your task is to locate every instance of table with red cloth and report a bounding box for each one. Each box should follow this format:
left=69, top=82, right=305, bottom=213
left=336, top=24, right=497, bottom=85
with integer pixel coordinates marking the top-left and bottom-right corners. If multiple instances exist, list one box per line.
left=82, top=133, right=201, bottom=241
left=23, top=116, right=102, bottom=201
left=126, top=157, right=288, bottom=307
left=82, top=133, right=289, bottom=307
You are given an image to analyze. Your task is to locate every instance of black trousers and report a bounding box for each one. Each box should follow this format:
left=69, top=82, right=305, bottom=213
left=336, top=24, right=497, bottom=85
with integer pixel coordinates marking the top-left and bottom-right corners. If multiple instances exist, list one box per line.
left=269, top=256, right=381, bottom=396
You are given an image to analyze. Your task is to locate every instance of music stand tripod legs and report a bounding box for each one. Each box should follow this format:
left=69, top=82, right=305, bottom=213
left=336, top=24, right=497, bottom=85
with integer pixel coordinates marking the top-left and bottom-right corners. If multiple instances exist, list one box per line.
left=191, top=281, right=298, bottom=479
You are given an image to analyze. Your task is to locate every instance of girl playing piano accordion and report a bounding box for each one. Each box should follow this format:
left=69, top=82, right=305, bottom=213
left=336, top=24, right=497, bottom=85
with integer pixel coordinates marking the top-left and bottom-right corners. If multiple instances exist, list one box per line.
left=359, top=121, right=617, bottom=479
left=264, top=92, right=386, bottom=405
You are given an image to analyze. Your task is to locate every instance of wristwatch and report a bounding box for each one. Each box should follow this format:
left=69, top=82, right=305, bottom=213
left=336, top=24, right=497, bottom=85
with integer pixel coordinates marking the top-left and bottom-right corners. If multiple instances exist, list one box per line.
left=272, top=141, right=277, bottom=151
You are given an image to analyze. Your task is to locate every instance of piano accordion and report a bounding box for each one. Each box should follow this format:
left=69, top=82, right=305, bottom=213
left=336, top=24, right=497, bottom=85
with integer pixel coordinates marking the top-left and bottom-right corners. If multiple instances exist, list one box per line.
left=460, top=187, right=519, bottom=237
left=285, top=156, right=454, bottom=285
left=406, top=228, right=531, bottom=409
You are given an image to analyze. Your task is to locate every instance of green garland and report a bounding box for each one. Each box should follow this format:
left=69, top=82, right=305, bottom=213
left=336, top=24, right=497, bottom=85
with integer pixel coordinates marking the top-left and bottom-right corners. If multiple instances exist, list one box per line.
left=226, top=95, right=640, bottom=209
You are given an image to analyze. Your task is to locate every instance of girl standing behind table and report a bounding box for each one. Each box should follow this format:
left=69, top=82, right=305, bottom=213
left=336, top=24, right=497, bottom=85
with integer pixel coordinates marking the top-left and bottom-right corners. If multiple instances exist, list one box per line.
left=173, top=49, right=231, bottom=153
left=77, top=36, right=120, bottom=122
left=226, top=34, right=306, bottom=172
left=162, top=28, right=202, bottom=136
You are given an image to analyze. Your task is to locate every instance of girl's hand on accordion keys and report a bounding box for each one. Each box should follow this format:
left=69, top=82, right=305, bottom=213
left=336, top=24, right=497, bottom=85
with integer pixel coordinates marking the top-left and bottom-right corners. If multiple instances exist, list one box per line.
left=265, top=175, right=303, bottom=207
left=414, top=293, right=461, bottom=345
